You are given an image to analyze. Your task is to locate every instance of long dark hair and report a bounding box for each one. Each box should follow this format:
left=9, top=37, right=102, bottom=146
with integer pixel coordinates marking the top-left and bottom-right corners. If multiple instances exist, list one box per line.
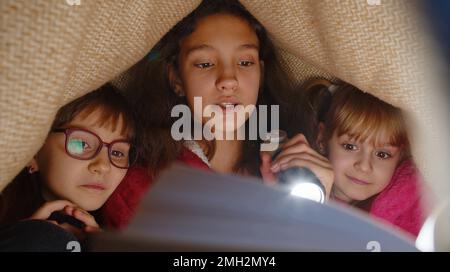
left=126, top=0, right=299, bottom=177
left=0, top=84, right=136, bottom=225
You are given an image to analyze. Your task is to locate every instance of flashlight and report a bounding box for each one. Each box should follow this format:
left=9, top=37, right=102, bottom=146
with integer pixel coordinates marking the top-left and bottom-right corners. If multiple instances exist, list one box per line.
left=277, top=166, right=326, bottom=203
left=262, top=130, right=326, bottom=203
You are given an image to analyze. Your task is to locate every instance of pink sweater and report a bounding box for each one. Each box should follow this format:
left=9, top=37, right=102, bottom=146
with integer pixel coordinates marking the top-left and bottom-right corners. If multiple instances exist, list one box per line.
left=368, top=159, right=427, bottom=238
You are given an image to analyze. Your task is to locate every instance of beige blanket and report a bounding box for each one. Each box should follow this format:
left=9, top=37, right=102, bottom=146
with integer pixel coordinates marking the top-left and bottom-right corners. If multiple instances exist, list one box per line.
left=1, top=0, right=449, bottom=206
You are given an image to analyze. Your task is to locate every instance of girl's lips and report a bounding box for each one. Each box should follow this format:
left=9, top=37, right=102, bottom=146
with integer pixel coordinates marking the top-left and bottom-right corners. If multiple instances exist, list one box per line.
left=217, top=103, right=240, bottom=113
left=80, top=184, right=106, bottom=191
left=217, top=96, right=240, bottom=105
left=347, top=175, right=371, bottom=185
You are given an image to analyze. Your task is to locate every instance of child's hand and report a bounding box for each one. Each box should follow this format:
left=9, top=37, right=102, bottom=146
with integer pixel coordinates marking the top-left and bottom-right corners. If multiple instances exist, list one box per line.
left=62, top=205, right=102, bottom=234
left=261, top=134, right=334, bottom=200
left=260, top=152, right=277, bottom=185
left=29, top=200, right=102, bottom=240
left=29, top=200, right=77, bottom=221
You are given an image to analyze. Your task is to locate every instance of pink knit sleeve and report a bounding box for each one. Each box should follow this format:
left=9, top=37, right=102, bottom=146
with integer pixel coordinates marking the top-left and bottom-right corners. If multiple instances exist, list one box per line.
left=369, top=160, right=427, bottom=237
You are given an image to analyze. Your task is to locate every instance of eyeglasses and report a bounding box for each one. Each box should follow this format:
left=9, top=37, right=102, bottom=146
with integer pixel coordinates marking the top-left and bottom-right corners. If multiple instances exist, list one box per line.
left=51, top=128, right=137, bottom=169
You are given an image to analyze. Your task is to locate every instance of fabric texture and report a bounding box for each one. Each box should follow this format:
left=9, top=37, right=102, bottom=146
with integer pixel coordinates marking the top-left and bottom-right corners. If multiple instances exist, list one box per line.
left=1, top=0, right=449, bottom=205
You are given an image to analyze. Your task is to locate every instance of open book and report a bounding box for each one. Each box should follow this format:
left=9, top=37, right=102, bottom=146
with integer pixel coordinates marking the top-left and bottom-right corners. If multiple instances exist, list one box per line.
left=91, top=164, right=418, bottom=251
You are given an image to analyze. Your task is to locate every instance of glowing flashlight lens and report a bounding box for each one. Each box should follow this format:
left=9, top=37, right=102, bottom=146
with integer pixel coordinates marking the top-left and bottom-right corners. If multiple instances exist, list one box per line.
left=261, top=130, right=326, bottom=204
left=290, top=183, right=325, bottom=203
left=278, top=167, right=326, bottom=203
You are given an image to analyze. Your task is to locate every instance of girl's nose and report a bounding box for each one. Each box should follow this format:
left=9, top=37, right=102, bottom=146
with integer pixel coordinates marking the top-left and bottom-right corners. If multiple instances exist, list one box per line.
left=216, top=66, right=238, bottom=92
left=354, top=153, right=372, bottom=173
left=88, top=147, right=111, bottom=174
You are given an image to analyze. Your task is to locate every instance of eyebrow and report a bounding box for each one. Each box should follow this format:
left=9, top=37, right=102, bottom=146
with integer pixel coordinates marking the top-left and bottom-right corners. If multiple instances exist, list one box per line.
left=185, top=43, right=259, bottom=56
left=185, top=44, right=214, bottom=56
left=238, top=44, right=259, bottom=51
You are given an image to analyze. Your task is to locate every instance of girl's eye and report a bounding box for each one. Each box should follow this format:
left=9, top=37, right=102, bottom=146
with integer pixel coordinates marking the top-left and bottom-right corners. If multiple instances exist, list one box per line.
left=375, top=151, right=392, bottom=160
left=342, top=143, right=358, bottom=151
left=194, top=62, right=214, bottom=69
left=238, top=60, right=254, bottom=67
left=111, top=150, right=125, bottom=158
left=68, top=139, right=91, bottom=154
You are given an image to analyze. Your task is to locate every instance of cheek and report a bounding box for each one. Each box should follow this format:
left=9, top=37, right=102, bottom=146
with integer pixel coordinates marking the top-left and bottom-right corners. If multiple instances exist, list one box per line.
left=182, top=68, right=212, bottom=96
left=39, top=158, right=86, bottom=199
left=329, top=158, right=347, bottom=177
left=38, top=141, right=90, bottom=187
left=239, top=72, right=260, bottom=103
left=37, top=145, right=68, bottom=185
left=41, top=166, right=69, bottom=191
left=327, top=146, right=350, bottom=174
left=44, top=157, right=82, bottom=179
left=185, top=79, right=206, bottom=97
left=183, top=76, right=214, bottom=113
left=373, top=161, right=398, bottom=186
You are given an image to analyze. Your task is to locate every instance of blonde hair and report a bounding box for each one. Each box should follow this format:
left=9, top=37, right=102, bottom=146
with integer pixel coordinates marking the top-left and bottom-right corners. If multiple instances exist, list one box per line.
left=322, top=83, right=411, bottom=160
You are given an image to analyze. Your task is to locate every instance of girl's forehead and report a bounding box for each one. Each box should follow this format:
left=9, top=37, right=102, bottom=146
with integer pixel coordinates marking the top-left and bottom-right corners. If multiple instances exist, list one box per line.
left=182, top=14, right=259, bottom=49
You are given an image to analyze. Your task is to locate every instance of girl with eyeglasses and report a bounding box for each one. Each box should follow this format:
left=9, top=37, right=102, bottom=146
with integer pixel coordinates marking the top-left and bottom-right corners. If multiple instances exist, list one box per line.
left=0, top=83, right=137, bottom=251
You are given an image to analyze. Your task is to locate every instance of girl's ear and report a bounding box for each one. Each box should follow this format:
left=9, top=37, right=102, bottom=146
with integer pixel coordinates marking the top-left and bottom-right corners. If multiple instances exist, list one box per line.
left=168, top=64, right=184, bottom=97
left=26, top=157, right=39, bottom=174
left=316, top=122, right=326, bottom=155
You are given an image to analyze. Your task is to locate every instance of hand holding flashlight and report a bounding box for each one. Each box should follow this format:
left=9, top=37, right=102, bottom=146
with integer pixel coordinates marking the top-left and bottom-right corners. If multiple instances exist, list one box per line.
left=261, top=131, right=334, bottom=203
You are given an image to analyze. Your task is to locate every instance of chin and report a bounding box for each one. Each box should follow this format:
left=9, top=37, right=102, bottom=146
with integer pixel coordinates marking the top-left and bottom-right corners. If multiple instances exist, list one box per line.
left=348, top=191, right=371, bottom=202
left=76, top=200, right=103, bottom=212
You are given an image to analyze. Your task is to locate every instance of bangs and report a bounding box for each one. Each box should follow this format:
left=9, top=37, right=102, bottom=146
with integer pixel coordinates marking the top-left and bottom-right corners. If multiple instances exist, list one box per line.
left=51, top=83, right=136, bottom=141
left=326, top=85, right=410, bottom=151
left=335, top=106, right=407, bottom=148
left=78, top=103, right=134, bottom=140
